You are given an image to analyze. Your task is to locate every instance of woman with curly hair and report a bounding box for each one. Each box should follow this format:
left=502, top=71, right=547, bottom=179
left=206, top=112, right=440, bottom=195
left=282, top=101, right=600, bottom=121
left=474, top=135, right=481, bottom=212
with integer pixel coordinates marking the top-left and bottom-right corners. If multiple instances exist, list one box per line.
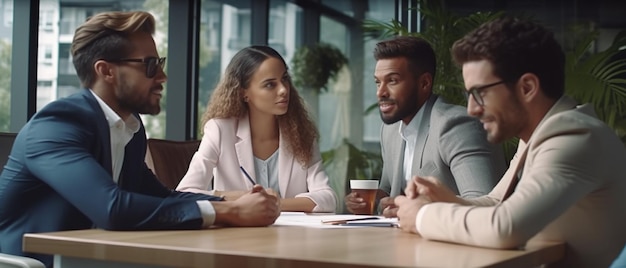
left=177, top=45, right=336, bottom=212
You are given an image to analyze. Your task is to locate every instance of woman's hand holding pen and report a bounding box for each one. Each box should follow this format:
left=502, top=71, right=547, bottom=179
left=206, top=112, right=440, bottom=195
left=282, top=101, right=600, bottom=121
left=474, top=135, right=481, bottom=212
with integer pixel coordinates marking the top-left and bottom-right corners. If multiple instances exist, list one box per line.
left=239, top=165, right=281, bottom=199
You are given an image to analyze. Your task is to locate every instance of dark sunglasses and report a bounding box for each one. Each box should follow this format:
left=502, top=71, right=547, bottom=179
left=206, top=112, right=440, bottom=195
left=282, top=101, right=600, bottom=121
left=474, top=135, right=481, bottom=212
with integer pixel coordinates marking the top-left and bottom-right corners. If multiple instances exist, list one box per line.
left=107, top=57, right=166, bottom=78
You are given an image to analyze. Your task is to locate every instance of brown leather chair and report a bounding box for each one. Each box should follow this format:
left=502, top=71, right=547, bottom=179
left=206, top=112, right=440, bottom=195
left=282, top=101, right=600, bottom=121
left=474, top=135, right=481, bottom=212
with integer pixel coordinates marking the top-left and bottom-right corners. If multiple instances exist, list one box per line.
left=145, top=138, right=201, bottom=190
left=0, top=132, right=17, bottom=168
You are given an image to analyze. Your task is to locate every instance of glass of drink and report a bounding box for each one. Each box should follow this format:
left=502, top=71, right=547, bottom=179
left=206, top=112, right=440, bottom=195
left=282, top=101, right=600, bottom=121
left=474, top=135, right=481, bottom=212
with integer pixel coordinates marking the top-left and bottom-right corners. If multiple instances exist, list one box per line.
left=349, top=180, right=379, bottom=215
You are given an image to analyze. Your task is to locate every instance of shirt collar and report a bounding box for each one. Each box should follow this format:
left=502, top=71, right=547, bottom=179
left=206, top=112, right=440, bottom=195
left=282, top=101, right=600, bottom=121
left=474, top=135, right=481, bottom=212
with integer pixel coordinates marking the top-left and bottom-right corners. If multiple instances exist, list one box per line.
left=399, top=106, right=424, bottom=141
left=89, top=89, right=140, bottom=134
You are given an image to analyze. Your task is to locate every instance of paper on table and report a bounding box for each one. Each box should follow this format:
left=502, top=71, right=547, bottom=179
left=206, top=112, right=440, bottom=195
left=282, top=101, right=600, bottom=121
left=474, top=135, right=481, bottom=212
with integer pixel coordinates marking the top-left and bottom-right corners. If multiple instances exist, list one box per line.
left=272, top=212, right=396, bottom=228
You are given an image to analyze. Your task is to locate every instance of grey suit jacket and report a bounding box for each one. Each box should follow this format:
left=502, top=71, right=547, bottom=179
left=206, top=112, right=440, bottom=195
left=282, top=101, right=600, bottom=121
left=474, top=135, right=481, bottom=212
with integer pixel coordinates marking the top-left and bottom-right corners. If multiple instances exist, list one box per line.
left=379, top=94, right=506, bottom=198
left=418, top=96, right=626, bottom=267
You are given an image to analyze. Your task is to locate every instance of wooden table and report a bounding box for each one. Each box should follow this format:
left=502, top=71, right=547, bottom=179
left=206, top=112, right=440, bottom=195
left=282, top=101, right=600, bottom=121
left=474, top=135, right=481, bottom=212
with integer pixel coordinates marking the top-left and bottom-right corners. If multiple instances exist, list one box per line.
left=23, top=226, right=564, bottom=268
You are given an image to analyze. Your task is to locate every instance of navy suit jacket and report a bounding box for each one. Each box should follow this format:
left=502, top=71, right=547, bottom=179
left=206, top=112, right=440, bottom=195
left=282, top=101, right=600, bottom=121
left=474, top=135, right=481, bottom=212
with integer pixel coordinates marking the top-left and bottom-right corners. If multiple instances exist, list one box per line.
left=0, top=90, right=221, bottom=266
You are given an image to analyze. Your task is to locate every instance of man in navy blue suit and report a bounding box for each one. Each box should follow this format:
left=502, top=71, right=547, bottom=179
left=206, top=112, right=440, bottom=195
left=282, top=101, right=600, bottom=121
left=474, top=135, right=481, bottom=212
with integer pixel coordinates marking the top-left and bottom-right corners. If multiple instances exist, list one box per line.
left=0, top=11, right=280, bottom=267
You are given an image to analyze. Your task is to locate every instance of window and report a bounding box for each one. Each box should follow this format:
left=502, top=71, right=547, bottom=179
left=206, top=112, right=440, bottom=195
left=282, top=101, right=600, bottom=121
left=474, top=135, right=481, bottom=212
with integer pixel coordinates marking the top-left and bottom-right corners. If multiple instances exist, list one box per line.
left=268, top=0, right=299, bottom=63
left=198, top=0, right=252, bottom=136
left=36, top=80, right=54, bottom=110
left=36, top=0, right=169, bottom=138
left=0, top=0, right=12, bottom=131
left=3, top=0, right=11, bottom=27
left=313, top=0, right=394, bottom=152
left=318, top=15, right=349, bottom=151
left=361, top=0, right=395, bottom=148
left=39, top=9, right=55, bottom=32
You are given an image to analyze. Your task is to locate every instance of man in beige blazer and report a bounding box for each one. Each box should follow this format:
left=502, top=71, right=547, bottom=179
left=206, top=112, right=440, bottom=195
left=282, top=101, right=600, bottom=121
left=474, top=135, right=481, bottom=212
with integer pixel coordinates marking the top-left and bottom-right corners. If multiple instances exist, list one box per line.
left=395, top=17, right=626, bottom=267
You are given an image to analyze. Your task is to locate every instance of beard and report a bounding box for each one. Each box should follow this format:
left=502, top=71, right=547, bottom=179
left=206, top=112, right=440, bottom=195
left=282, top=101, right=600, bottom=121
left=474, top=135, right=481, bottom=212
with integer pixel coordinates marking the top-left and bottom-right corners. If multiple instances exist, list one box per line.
left=379, top=86, right=420, bottom=125
left=116, top=73, right=161, bottom=115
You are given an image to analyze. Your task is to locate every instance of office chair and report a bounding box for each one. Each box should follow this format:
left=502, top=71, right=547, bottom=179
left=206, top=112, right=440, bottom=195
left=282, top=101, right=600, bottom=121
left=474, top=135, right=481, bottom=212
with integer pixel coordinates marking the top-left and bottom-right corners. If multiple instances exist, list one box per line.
left=0, top=132, right=17, bottom=168
left=0, top=253, right=45, bottom=268
left=145, top=138, right=201, bottom=190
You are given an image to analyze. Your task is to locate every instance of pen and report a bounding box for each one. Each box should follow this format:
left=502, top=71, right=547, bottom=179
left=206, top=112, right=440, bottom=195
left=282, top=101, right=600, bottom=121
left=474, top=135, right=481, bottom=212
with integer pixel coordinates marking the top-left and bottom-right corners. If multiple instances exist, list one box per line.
left=240, top=166, right=256, bottom=186
left=321, top=217, right=380, bottom=225
left=340, top=222, right=399, bottom=228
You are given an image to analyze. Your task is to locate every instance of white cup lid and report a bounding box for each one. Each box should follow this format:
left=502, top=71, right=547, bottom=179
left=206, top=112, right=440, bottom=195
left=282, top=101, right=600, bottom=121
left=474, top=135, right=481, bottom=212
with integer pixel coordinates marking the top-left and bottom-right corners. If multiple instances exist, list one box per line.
left=350, top=179, right=378, bottom=189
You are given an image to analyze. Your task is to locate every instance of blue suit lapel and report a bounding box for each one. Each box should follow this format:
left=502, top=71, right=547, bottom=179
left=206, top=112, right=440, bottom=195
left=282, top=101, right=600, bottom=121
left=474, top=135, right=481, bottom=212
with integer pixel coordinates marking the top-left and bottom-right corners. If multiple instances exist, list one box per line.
left=80, top=90, right=114, bottom=176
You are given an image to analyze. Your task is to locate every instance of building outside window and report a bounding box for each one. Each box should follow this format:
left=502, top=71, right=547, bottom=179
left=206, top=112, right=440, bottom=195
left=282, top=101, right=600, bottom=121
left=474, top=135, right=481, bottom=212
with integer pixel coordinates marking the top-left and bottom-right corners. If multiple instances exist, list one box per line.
left=35, top=0, right=168, bottom=138
left=0, top=0, right=12, bottom=132
left=198, top=0, right=252, bottom=135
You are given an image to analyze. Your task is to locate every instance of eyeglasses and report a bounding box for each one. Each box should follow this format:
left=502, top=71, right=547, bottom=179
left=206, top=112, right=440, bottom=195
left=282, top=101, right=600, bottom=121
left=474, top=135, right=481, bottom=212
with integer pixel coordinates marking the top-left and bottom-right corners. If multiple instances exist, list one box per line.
left=464, top=80, right=506, bottom=106
left=107, top=57, right=166, bottom=78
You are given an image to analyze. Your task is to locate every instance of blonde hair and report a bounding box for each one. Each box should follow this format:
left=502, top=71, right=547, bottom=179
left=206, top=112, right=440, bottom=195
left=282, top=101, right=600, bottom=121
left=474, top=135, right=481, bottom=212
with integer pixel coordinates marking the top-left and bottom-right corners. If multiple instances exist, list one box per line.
left=202, top=46, right=319, bottom=166
left=70, top=11, right=156, bottom=88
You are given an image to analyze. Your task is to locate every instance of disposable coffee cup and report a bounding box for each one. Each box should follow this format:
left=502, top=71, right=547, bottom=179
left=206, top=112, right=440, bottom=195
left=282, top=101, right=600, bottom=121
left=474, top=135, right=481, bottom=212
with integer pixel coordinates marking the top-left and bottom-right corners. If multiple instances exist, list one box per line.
left=350, top=180, right=379, bottom=215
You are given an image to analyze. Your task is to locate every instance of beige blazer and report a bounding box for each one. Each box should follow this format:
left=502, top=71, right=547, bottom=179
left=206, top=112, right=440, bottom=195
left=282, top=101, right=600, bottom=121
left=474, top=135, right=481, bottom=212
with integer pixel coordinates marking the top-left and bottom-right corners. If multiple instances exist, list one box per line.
left=177, top=116, right=336, bottom=212
left=417, top=96, right=626, bottom=267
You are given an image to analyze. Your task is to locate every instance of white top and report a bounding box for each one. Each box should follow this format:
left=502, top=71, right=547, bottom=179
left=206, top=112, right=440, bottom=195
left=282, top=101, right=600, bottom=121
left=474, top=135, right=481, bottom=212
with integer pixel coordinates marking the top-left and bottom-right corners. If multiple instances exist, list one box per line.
left=399, top=107, right=424, bottom=181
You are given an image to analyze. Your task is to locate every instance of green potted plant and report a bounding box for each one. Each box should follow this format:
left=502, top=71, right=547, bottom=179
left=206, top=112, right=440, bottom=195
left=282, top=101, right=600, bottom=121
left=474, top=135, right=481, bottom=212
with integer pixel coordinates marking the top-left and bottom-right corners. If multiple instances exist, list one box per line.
left=291, top=42, right=348, bottom=94
left=290, top=43, right=348, bottom=118
left=362, top=0, right=626, bottom=161
left=563, top=24, right=626, bottom=138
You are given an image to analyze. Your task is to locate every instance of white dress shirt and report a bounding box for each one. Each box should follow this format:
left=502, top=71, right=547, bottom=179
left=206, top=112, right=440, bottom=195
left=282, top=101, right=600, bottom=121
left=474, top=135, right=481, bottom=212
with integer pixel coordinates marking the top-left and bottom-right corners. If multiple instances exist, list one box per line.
left=90, top=90, right=139, bottom=183
left=399, top=107, right=424, bottom=182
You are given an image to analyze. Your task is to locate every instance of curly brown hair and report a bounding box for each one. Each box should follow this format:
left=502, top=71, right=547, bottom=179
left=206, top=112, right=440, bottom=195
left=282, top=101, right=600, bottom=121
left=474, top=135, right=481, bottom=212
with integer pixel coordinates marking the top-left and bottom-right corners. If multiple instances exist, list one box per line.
left=451, top=17, right=565, bottom=100
left=201, top=46, right=319, bottom=166
left=71, top=11, right=156, bottom=88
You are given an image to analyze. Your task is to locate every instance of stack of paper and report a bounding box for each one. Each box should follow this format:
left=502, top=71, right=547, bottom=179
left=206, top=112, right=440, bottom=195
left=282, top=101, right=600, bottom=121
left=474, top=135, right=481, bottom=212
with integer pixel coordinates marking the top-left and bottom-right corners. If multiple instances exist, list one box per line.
left=273, top=212, right=399, bottom=228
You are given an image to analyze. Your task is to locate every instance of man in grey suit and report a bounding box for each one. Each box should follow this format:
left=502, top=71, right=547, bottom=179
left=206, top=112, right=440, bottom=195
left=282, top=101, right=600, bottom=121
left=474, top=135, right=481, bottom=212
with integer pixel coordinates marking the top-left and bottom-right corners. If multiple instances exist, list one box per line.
left=396, top=17, right=626, bottom=267
left=345, top=36, right=506, bottom=216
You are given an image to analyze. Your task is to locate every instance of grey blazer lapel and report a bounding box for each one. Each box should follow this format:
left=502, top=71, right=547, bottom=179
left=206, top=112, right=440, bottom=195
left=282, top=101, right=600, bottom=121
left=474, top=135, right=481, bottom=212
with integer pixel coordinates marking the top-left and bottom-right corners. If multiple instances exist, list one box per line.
left=392, top=141, right=406, bottom=196
left=411, top=95, right=436, bottom=173
left=383, top=123, right=407, bottom=197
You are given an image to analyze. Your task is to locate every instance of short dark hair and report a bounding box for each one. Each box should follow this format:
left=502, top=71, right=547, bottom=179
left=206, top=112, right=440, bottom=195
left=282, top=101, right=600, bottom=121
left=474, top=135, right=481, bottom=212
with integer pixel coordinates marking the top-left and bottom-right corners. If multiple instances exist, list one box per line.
left=71, top=11, right=156, bottom=88
left=452, top=17, right=565, bottom=100
left=373, top=36, right=437, bottom=79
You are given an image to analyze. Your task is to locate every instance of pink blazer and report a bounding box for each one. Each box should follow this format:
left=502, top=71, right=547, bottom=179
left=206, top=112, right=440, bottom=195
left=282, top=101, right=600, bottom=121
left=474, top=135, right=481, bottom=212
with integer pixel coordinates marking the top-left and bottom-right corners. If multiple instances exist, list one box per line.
left=176, top=116, right=336, bottom=212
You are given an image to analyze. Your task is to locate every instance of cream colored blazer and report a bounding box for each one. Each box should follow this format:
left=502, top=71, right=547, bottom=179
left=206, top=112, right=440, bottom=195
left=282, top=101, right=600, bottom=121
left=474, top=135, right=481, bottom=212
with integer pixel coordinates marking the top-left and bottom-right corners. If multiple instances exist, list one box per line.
left=177, top=116, right=336, bottom=212
left=417, top=96, right=626, bottom=267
